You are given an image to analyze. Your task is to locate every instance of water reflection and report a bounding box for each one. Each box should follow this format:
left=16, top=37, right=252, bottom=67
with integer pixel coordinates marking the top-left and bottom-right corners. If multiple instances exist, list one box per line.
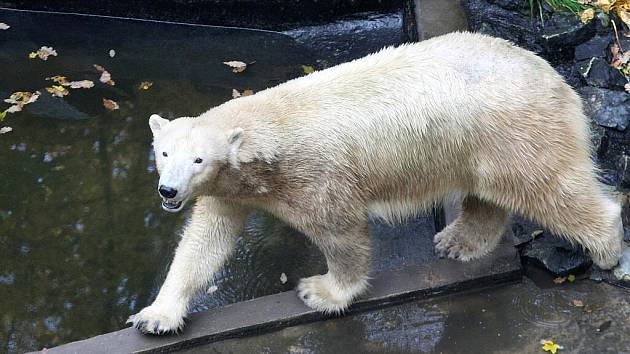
left=0, top=9, right=314, bottom=352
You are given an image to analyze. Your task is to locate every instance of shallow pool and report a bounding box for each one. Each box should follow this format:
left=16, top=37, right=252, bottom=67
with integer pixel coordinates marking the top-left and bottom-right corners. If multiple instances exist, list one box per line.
left=0, top=8, right=434, bottom=352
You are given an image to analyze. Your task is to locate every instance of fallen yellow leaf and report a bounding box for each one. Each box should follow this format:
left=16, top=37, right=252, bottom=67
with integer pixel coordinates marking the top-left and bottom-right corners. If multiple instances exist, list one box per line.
left=139, top=81, right=153, bottom=90
left=0, top=111, right=6, bottom=121
left=30, top=46, right=58, bottom=61
left=542, top=340, right=561, bottom=354
left=567, top=274, right=576, bottom=282
left=302, top=65, right=315, bottom=74
left=46, top=85, right=69, bottom=97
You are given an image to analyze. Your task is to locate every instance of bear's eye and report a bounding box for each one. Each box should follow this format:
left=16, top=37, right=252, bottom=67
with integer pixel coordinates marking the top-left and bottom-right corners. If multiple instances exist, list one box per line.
left=194, top=158, right=203, bottom=164
left=162, top=152, right=168, bottom=157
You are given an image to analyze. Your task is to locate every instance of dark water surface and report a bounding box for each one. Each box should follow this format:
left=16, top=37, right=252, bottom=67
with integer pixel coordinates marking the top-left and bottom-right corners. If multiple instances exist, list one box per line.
left=183, top=278, right=630, bottom=354
left=0, top=8, right=429, bottom=353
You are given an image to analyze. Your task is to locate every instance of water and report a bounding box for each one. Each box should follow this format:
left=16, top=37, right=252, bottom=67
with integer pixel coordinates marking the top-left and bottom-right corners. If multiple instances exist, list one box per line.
left=0, top=8, right=425, bottom=353
left=183, top=278, right=630, bottom=354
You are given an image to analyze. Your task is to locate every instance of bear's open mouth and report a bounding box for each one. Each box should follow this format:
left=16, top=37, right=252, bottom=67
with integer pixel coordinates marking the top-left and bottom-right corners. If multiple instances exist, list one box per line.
left=161, top=199, right=183, bottom=212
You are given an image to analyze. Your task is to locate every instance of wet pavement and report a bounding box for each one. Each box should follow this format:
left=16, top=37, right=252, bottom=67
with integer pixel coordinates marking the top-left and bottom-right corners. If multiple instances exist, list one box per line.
left=182, top=277, right=630, bottom=354
left=0, top=8, right=418, bottom=353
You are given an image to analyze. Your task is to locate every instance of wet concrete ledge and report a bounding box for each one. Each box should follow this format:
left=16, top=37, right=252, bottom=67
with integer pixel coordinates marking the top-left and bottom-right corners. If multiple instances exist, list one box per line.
left=42, top=240, right=522, bottom=354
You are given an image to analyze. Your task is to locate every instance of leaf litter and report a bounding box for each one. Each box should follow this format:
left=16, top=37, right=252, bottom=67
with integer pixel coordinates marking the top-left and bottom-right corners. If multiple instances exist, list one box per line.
left=223, top=60, right=248, bottom=73
left=3, top=91, right=41, bottom=115
left=46, top=85, right=69, bottom=98
left=541, top=339, right=563, bottom=353
left=29, top=46, right=57, bottom=61
left=102, top=98, right=119, bottom=111
left=94, top=64, right=115, bottom=86
left=232, top=89, right=254, bottom=98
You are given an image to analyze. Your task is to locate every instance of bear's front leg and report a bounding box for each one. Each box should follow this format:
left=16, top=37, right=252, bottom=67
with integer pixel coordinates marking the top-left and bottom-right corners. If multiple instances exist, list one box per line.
left=297, top=222, right=371, bottom=313
left=127, top=197, right=249, bottom=334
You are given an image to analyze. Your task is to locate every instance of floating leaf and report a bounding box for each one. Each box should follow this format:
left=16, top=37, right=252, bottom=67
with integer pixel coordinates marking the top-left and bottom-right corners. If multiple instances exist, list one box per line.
left=0, top=111, right=6, bottom=121
left=46, top=85, right=69, bottom=97
left=223, top=60, right=247, bottom=73
left=0, top=23, right=10, bottom=30
left=46, top=75, right=69, bottom=85
left=68, top=80, right=94, bottom=89
left=47, top=76, right=94, bottom=89
left=3, top=91, right=40, bottom=114
left=302, top=65, right=315, bottom=74
left=541, top=340, right=562, bottom=354
left=94, top=64, right=115, bottom=86
left=280, top=272, right=288, bottom=284
left=138, top=81, right=153, bottom=90
left=103, top=98, right=119, bottom=110
left=109, top=49, right=116, bottom=58
left=30, top=46, right=58, bottom=61
left=567, top=274, right=576, bottom=282
left=572, top=299, right=584, bottom=307
left=232, top=89, right=254, bottom=98
left=0, top=126, right=12, bottom=134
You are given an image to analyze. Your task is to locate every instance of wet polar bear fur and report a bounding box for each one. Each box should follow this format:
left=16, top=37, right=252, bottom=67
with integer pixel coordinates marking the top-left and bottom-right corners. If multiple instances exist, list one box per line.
left=128, top=32, right=624, bottom=334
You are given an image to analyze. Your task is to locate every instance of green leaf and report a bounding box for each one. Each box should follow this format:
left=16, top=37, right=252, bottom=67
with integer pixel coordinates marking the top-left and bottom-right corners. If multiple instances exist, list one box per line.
left=567, top=274, right=576, bottom=282
left=302, top=65, right=315, bottom=74
left=0, top=111, right=6, bottom=121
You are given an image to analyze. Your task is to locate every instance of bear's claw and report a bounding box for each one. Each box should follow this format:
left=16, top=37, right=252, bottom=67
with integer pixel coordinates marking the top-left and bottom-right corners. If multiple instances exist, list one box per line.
left=127, top=305, right=185, bottom=335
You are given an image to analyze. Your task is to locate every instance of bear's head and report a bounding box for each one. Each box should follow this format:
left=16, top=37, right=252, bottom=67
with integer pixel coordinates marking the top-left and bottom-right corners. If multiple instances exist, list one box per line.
left=149, top=114, right=243, bottom=212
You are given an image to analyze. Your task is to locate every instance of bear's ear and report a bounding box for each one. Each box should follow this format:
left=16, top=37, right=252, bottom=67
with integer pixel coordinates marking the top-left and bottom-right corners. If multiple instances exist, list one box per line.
left=149, top=114, right=169, bottom=136
left=227, top=128, right=244, bottom=166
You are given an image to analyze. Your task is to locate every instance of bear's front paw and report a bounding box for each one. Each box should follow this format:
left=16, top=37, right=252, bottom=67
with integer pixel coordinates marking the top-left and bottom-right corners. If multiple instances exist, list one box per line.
left=296, top=274, right=367, bottom=314
left=127, top=304, right=185, bottom=335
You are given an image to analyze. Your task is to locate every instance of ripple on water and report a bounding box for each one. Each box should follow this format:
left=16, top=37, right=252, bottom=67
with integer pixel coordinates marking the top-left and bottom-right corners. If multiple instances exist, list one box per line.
left=513, top=288, right=582, bottom=328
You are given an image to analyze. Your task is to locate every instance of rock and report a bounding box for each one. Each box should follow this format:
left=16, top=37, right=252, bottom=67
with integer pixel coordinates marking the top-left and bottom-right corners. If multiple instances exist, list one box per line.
left=461, top=0, right=544, bottom=54
left=574, top=34, right=612, bottom=61
left=461, top=0, right=595, bottom=61
left=541, top=13, right=597, bottom=57
left=576, top=57, right=626, bottom=89
left=519, top=233, right=592, bottom=276
left=618, top=154, right=630, bottom=189
left=554, top=62, right=585, bottom=88
left=613, top=247, right=630, bottom=281
left=578, top=86, right=630, bottom=131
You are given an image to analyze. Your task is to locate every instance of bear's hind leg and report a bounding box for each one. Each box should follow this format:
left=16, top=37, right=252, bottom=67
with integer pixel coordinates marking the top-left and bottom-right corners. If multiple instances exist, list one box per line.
left=521, top=178, right=623, bottom=270
left=297, top=222, right=370, bottom=313
left=434, top=195, right=510, bottom=261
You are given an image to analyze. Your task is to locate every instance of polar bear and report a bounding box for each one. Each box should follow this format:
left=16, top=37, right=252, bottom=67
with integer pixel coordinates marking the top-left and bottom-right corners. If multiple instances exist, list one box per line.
left=128, top=32, right=624, bottom=334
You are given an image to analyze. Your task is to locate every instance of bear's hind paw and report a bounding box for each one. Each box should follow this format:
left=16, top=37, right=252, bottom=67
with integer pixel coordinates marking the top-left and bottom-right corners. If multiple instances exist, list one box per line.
left=296, top=274, right=367, bottom=314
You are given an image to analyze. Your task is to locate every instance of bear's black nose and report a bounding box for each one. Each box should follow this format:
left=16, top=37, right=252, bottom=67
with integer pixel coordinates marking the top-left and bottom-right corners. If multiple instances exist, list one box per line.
left=159, top=185, right=178, bottom=199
